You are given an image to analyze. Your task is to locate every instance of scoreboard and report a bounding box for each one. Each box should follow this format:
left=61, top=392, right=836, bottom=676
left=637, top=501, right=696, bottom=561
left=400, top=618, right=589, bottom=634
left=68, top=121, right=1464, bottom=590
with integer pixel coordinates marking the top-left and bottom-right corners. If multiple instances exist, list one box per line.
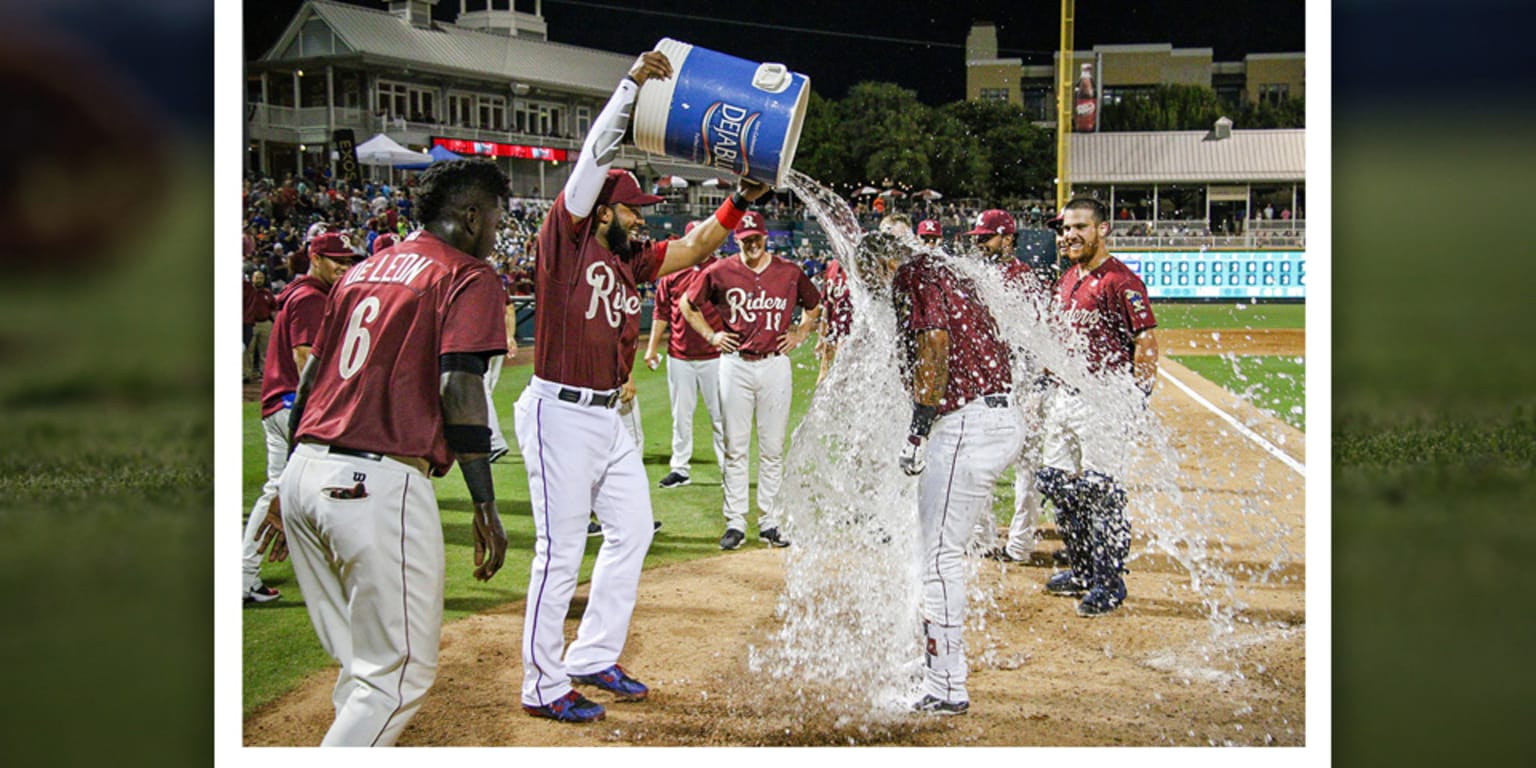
left=1117, top=251, right=1305, bottom=300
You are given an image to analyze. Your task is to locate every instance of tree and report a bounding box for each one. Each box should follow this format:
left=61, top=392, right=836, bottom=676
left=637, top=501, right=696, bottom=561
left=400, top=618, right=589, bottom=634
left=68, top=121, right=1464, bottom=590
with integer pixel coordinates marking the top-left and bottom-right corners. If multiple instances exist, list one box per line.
left=838, top=82, right=934, bottom=190
left=1100, top=84, right=1305, bottom=131
left=791, top=89, right=855, bottom=188
left=943, top=99, right=1054, bottom=202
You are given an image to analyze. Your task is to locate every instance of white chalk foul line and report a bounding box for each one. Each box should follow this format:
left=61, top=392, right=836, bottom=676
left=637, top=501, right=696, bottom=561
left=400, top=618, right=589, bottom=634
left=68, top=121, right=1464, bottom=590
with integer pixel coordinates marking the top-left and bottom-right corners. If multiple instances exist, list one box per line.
left=1158, top=367, right=1306, bottom=478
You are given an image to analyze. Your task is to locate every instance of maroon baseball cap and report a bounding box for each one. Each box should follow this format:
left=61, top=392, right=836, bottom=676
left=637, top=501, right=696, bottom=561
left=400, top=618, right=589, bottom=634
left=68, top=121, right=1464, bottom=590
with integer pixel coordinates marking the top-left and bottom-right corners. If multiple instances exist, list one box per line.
left=964, top=209, right=1017, bottom=237
left=598, top=169, right=664, bottom=207
left=1047, top=212, right=1065, bottom=232
left=309, top=232, right=358, bottom=261
left=734, top=211, right=767, bottom=240
left=917, top=219, right=942, bottom=237
left=372, top=233, right=398, bottom=255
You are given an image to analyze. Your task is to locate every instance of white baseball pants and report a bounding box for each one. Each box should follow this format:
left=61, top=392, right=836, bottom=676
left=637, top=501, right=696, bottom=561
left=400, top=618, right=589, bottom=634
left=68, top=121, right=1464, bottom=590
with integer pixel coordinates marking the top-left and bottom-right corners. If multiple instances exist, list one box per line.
left=1005, top=391, right=1048, bottom=559
left=1040, top=385, right=1126, bottom=478
left=280, top=443, right=444, bottom=747
left=514, top=376, right=655, bottom=708
left=485, top=353, right=508, bottom=454
left=665, top=356, right=725, bottom=477
left=918, top=397, right=1024, bottom=703
left=242, top=408, right=288, bottom=594
left=718, top=353, right=793, bottom=534
left=618, top=392, right=643, bottom=450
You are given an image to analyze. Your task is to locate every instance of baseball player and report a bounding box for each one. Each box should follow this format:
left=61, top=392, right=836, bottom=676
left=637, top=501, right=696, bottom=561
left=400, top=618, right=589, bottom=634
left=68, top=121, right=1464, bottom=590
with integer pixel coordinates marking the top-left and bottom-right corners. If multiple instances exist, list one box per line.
left=514, top=49, right=770, bottom=724
left=643, top=220, right=726, bottom=488
left=260, top=159, right=511, bottom=745
left=884, top=230, right=1025, bottom=715
left=240, top=231, right=355, bottom=605
left=916, top=218, right=943, bottom=248
left=964, top=209, right=1052, bottom=562
left=814, top=254, right=850, bottom=386
left=1036, top=197, right=1160, bottom=617
left=680, top=211, right=822, bottom=551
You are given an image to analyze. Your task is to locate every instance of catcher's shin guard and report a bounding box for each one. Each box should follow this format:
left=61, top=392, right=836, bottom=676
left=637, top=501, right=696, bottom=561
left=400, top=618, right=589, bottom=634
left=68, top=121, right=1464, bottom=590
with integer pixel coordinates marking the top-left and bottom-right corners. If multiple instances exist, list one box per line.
left=1078, top=471, right=1131, bottom=587
left=1037, top=468, right=1090, bottom=569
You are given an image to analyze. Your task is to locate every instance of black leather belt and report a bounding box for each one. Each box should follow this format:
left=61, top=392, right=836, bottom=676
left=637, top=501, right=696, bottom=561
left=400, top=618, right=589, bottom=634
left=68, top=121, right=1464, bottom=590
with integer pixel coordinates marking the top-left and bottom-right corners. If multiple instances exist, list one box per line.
left=329, top=445, right=386, bottom=461
left=558, top=387, right=619, bottom=408
left=983, top=394, right=1011, bottom=409
left=738, top=350, right=781, bottom=361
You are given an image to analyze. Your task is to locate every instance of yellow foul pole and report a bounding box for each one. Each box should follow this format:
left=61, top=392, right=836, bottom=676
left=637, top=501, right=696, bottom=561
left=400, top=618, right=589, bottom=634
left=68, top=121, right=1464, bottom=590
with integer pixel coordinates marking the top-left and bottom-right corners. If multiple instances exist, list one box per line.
left=1056, top=0, right=1074, bottom=212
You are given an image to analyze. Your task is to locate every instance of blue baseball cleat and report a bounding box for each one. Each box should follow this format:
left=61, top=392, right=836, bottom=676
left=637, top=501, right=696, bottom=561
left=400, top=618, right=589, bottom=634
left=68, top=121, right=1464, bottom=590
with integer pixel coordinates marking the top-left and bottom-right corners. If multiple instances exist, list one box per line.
left=569, top=664, right=649, bottom=701
left=523, top=690, right=606, bottom=722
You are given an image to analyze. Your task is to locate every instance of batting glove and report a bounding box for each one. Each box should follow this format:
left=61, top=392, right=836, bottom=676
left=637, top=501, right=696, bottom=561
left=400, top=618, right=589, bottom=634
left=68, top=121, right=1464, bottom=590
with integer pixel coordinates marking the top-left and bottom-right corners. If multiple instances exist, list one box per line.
left=899, top=434, right=928, bottom=476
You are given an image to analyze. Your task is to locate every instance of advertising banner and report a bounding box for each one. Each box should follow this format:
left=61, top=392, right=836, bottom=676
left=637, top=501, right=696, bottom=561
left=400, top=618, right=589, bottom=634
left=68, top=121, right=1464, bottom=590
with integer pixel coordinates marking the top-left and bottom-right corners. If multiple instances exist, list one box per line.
left=332, top=128, right=360, bottom=182
left=1073, top=54, right=1101, bottom=133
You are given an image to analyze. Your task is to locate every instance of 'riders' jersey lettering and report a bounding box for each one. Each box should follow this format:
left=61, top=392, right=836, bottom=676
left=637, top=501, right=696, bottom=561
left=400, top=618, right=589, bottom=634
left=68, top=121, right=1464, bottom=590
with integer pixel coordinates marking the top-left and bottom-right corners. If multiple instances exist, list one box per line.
left=534, top=191, right=667, bottom=390
left=690, top=254, right=820, bottom=356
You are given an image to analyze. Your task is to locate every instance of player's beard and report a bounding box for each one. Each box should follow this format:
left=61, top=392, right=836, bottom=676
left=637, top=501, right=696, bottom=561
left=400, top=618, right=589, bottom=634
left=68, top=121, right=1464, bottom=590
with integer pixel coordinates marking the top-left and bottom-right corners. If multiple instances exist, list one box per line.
left=603, top=219, right=647, bottom=259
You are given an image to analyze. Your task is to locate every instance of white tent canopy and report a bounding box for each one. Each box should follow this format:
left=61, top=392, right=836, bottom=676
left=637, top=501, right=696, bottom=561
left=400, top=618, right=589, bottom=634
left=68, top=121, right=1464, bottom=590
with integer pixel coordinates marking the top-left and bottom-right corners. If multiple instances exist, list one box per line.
left=355, top=133, right=429, bottom=167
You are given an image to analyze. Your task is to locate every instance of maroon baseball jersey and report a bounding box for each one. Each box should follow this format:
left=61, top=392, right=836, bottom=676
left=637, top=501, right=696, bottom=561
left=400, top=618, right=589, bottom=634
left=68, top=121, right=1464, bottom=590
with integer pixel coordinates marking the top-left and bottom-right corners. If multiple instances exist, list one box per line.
left=892, top=252, right=1013, bottom=415
left=822, top=258, right=853, bottom=341
left=653, top=264, right=722, bottom=360
left=1054, top=256, right=1157, bottom=377
left=259, top=275, right=331, bottom=418
left=295, top=231, right=508, bottom=476
left=533, top=192, right=667, bottom=390
left=690, top=255, right=820, bottom=356
left=250, top=287, right=277, bottom=323
left=1000, top=258, right=1035, bottom=287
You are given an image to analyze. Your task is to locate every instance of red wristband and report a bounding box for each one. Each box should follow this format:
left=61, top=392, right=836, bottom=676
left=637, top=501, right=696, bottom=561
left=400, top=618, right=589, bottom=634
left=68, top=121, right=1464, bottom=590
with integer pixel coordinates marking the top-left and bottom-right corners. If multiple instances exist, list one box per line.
left=714, top=197, right=747, bottom=230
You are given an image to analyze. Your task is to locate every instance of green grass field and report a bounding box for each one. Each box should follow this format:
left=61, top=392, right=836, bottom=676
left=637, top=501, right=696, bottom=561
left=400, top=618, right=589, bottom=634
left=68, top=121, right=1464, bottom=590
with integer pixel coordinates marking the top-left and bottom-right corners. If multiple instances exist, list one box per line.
left=1155, top=301, right=1305, bottom=330
left=1172, top=355, right=1305, bottom=429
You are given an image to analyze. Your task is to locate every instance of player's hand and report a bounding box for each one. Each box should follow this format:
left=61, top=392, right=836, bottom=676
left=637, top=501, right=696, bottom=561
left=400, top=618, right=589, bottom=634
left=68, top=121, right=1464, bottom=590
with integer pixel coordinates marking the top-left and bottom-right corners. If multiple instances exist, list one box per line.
left=627, top=50, right=673, bottom=86
left=737, top=177, right=772, bottom=203
left=255, top=497, right=288, bottom=563
left=776, top=327, right=810, bottom=354
left=645, top=350, right=662, bottom=370
left=899, top=435, right=928, bottom=476
left=472, top=500, right=508, bottom=582
left=620, top=378, right=637, bottom=404
left=711, top=329, right=741, bottom=353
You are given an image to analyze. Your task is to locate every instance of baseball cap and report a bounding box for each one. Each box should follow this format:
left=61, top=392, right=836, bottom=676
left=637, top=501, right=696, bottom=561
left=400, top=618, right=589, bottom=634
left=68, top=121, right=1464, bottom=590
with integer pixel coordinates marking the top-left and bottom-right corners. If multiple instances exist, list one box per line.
left=1046, top=212, right=1064, bottom=232
left=305, top=221, right=330, bottom=243
left=917, top=219, right=942, bottom=237
left=964, top=209, right=1017, bottom=237
left=309, top=232, right=358, bottom=262
left=598, top=169, right=665, bottom=207
left=372, top=233, right=398, bottom=255
left=734, top=211, right=767, bottom=240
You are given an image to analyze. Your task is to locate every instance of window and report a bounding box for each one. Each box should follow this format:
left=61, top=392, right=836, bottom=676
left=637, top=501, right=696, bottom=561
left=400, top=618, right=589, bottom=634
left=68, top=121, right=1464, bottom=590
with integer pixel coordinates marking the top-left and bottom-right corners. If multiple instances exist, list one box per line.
left=1260, top=83, right=1290, bottom=105
left=576, top=106, right=592, bottom=137
left=378, top=81, right=409, bottom=118
left=514, top=100, right=562, bottom=136
left=1022, top=88, right=1050, bottom=121
left=479, top=95, right=507, bottom=132
left=979, top=87, right=1009, bottom=102
left=447, top=93, right=475, bottom=127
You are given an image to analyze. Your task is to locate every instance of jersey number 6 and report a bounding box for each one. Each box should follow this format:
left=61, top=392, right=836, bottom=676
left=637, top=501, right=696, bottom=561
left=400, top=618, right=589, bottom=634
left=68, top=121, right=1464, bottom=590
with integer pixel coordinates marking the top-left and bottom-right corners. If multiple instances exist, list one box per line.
left=338, top=297, right=382, bottom=380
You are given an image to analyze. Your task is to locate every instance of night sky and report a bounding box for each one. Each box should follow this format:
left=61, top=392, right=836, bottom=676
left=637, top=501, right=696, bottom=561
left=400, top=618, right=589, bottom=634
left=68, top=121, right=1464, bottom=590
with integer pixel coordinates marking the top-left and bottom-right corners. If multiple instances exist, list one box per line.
left=244, top=0, right=1306, bottom=105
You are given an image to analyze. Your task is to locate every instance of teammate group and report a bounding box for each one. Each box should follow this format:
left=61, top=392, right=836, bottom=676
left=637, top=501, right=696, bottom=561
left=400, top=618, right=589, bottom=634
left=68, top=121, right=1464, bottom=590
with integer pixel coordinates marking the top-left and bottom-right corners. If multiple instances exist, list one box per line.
left=242, top=47, right=1159, bottom=744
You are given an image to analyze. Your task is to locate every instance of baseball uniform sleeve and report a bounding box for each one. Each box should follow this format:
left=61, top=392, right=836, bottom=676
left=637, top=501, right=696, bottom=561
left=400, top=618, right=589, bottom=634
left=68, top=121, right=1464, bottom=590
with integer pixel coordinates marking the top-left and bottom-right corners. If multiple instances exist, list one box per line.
left=795, top=269, right=822, bottom=310
left=687, top=261, right=718, bottom=309
left=538, top=193, right=586, bottom=284
left=653, top=273, right=673, bottom=321
left=634, top=238, right=669, bottom=285
left=441, top=265, right=511, bottom=356
left=902, top=263, right=949, bottom=334
left=1112, top=272, right=1158, bottom=334
left=287, top=288, right=329, bottom=349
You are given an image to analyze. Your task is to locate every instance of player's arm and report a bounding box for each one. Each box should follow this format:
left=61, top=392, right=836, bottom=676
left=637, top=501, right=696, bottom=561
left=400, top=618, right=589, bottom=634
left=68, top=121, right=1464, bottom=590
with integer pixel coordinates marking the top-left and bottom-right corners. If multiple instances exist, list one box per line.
left=291, top=344, right=312, bottom=372
left=681, top=292, right=738, bottom=352
left=645, top=318, right=668, bottom=370
left=286, top=353, right=319, bottom=451
left=440, top=353, right=507, bottom=582
left=777, top=303, right=822, bottom=354
left=563, top=51, right=674, bottom=226
left=899, top=329, right=950, bottom=475
left=656, top=178, right=771, bottom=277
left=503, top=302, right=519, bottom=356
left=1132, top=328, right=1159, bottom=396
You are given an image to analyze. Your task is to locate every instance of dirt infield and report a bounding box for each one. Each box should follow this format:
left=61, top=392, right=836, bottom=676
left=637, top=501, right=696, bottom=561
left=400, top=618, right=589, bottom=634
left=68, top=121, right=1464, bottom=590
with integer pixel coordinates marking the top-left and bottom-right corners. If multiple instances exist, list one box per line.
left=243, top=331, right=1307, bottom=747
left=1158, top=328, right=1304, bottom=357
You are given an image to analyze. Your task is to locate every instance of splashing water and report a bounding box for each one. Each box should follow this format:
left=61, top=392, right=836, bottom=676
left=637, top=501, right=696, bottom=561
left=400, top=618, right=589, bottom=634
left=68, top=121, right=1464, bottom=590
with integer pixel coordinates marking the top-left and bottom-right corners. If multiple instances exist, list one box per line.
left=747, top=170, right=1301, bottom=727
